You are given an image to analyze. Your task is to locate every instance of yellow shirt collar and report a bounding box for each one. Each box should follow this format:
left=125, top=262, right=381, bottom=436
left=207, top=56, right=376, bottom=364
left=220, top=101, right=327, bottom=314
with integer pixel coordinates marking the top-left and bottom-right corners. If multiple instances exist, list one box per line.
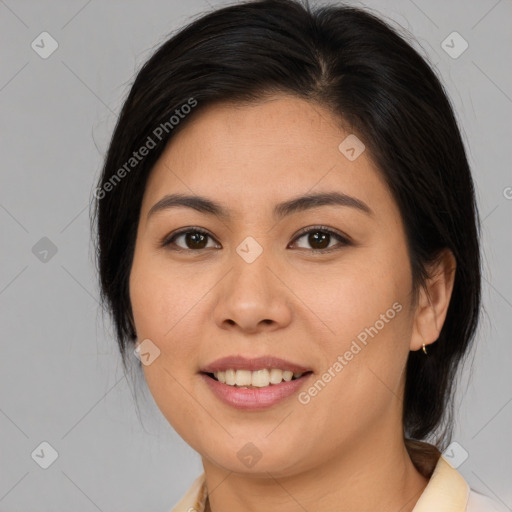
left=412, top=455, right=469, bottom=511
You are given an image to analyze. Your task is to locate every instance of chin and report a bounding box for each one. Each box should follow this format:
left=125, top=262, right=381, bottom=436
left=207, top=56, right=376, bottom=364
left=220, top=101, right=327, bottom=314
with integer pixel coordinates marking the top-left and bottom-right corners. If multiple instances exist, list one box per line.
left=201, top=438, right=310, bottom=478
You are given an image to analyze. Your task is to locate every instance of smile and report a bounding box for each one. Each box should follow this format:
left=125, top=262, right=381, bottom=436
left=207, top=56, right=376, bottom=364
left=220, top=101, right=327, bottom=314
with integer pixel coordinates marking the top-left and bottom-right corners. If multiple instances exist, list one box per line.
left=201, top=370, right=313, bottom=410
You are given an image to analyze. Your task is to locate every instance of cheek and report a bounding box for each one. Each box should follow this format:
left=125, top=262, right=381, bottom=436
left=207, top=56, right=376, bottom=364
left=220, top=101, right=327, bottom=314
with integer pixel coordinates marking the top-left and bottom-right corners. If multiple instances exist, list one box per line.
left=140, top=358, right=209, bottom=453
left=306, top=250, right=409, bottom=341
left=304, top=247, right=413, bottom=403
left=300, top=305, right=412, bottom=445
left=131, top=256, right=208, bottom=445
left=129, top=250, right=205, bottom=411
left=129, top=248, right=197, bottom=339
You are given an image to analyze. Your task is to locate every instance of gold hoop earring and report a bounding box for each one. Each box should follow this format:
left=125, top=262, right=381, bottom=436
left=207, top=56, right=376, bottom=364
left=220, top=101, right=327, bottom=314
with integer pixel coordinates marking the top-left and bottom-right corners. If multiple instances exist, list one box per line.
left=422, top=343, right=428, bottom=355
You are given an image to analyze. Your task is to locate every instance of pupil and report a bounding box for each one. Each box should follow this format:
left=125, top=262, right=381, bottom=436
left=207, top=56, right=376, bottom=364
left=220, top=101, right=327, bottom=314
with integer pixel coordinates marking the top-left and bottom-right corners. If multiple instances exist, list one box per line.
left=187, top=232, right=207, bottom=249
left=310, top=231, right=329, bottom=249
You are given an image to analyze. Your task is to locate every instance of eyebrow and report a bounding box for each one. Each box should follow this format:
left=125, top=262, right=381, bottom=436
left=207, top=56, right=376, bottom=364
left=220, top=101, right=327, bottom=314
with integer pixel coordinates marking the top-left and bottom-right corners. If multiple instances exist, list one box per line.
left=147, top=191, right=373, bottom=221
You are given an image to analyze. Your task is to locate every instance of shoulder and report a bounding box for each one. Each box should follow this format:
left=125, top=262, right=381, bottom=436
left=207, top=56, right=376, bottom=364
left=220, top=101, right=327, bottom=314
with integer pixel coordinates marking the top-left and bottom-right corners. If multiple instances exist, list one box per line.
left=466, top=489, right=510, bottom=512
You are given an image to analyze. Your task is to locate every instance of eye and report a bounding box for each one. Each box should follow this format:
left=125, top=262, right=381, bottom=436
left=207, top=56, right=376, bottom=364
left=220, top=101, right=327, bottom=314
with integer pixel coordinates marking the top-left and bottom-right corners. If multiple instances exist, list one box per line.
left=289, top=225, right=351, bottom=253
left=160, top=225, right=351, bottom=253
left=161, top=227, right=219, bottom=251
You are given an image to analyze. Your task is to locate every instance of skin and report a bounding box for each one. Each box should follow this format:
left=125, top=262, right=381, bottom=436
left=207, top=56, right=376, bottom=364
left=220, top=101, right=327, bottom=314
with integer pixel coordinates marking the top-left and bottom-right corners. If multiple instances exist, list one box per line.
left=129, top=94, right=456, bottom=512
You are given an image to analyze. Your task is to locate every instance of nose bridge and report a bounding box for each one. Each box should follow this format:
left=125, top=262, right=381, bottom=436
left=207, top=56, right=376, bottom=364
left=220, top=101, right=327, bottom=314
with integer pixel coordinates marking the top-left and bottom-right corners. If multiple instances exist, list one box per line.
left=213, top=233, right=291, bottom=331
left=230, top=234, right=274, bottom=297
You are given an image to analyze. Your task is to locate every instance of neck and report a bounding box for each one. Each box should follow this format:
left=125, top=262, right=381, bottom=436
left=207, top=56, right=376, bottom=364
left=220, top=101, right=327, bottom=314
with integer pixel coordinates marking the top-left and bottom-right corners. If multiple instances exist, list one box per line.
left=202, top=432, right=435, bottom=512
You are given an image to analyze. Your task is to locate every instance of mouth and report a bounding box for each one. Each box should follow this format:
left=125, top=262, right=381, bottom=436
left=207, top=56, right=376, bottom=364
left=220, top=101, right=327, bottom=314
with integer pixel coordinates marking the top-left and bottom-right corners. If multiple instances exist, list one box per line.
left=200, top=369, right=314, bottom=410
left=199, top=355, right=314, bottom=409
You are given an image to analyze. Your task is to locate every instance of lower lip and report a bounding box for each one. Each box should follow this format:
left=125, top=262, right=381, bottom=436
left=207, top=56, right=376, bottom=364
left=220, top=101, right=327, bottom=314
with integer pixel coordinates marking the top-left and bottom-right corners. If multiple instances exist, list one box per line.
left=200, top=373, right=313, bottom=410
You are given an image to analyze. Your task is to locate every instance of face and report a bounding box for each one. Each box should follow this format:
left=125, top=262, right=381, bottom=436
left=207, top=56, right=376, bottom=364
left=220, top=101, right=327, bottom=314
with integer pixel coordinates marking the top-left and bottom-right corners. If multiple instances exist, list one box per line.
left=129, top=94, right=420, bottom=477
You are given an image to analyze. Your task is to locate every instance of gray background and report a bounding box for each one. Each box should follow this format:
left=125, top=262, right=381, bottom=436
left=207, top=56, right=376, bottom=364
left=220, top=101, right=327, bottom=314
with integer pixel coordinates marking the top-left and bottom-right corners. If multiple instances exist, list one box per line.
left=1, top=0, right=511, bottom=510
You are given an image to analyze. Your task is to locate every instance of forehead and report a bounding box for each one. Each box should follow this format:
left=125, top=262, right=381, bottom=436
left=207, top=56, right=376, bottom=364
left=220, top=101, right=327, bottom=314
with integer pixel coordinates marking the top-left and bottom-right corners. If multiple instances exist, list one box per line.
left=140, top=94, right=396, bottom=223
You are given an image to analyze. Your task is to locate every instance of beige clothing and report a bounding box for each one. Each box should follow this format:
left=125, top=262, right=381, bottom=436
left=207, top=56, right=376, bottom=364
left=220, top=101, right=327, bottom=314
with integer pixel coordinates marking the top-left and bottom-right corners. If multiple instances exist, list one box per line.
left=170, top=454, right=507, bottom=512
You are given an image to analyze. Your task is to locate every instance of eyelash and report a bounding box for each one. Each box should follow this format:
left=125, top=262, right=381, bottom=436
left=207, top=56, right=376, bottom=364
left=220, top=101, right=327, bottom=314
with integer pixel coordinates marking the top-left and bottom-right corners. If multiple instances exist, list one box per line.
left=160, top=225, right=351, bottom=254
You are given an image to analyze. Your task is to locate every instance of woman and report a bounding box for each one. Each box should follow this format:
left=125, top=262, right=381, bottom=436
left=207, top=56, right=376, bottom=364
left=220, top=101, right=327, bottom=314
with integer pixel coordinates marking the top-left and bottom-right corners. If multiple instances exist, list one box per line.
left=92, top=0, right=507, bottom=510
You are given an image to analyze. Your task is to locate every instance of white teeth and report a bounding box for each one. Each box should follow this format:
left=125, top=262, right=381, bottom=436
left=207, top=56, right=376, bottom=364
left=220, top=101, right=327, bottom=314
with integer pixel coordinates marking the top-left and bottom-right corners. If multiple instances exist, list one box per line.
left=225, top=369, right=236, bottom=386
left=269, top=368, right=284, bottom=384
left=252, top=369, right=269, bottom=387
left=212, top=369, right=304, bottom=387
left=235, top=370, right=252, bottom=386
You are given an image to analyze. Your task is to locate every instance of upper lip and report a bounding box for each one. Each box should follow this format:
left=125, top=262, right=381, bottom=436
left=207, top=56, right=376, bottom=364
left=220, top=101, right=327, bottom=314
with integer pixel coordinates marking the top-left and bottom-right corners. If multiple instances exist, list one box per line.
left=200, top=355, right=312, bottom=374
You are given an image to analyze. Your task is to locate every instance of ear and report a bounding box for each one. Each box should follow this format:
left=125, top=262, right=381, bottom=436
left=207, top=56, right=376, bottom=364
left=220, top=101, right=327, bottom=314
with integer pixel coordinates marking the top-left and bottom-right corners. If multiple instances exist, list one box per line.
left=410, top=248, right=456, bottom=352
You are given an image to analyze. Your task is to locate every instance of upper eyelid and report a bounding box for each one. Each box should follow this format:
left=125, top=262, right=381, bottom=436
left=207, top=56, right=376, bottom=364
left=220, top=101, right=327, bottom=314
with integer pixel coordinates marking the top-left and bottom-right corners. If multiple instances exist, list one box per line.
left=292, top=225, right=350, bottom=242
